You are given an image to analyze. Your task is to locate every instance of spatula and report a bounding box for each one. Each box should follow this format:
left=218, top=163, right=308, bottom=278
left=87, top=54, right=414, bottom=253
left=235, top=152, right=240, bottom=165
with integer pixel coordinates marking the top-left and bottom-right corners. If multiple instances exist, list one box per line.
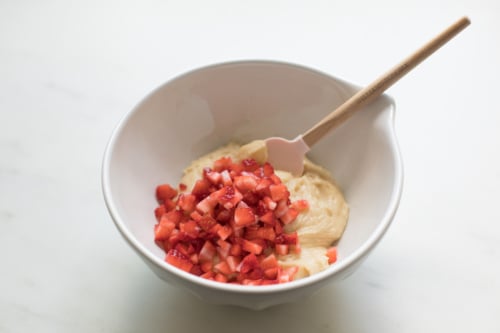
left=265, top=16, right=470, bottom=175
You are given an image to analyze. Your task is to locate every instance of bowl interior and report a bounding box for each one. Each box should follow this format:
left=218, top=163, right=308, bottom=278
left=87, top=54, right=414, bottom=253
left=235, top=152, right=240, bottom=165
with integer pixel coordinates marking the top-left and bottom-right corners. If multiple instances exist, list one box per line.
left=104, top=61, right=402, bottom=283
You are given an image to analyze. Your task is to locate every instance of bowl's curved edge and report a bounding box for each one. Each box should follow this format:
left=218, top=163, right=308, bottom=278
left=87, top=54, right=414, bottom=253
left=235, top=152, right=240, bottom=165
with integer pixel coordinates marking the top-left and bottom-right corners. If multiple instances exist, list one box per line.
left=100, top=60, right=405, bottom=309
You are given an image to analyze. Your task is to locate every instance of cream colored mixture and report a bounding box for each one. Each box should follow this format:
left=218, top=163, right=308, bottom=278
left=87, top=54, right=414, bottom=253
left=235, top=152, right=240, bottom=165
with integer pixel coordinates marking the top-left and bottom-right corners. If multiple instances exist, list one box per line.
left=181, top=141, right=349, bottom=279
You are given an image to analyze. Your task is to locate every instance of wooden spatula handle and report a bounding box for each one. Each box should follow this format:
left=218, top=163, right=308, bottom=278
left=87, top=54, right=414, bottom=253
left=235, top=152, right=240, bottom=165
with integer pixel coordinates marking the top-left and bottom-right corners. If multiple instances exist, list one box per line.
left=302, top=16, right=470, bottom=147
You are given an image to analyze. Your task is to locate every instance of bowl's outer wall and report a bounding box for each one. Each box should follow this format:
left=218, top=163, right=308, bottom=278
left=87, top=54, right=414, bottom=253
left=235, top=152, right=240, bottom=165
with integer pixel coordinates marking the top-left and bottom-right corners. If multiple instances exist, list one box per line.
left=103, top=61, right=403, bottom=309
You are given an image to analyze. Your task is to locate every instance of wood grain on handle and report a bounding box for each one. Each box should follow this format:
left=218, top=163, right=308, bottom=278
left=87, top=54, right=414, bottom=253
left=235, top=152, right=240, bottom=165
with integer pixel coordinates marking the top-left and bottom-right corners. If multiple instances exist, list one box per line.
left=302, top=16, right=470, bottom=147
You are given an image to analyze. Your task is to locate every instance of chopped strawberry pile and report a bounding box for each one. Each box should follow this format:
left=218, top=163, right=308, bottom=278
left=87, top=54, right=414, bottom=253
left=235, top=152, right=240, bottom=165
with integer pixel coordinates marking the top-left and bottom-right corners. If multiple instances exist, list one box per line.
left=153, top=157, right=311, bottom=285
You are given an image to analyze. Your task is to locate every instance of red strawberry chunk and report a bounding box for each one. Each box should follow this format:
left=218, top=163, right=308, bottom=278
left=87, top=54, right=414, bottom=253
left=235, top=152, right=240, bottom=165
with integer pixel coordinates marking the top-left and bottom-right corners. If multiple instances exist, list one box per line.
left=166, top=249, right=193, bottom=272
left=177, top=193, right=196, bottom=213
left=280, top=208, right=299, bottom=225
left=269, top=184, right=289, bottom=202
left=154, top=220, right=176, bottom=242
left=234, top=205, right=257, bottom=227
left=326, top=246, right=338, bottom=264
left=156, top=184, right=178, bottom=203
left=242, top=239, right=263, bottom=255
left=198, top=240, right=216, bottom=263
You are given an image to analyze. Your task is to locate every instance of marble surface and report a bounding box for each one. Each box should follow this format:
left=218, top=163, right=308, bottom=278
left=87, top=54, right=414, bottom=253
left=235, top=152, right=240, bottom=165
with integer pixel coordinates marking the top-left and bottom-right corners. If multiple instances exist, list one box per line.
left=1, top=1, right=499, bottom=332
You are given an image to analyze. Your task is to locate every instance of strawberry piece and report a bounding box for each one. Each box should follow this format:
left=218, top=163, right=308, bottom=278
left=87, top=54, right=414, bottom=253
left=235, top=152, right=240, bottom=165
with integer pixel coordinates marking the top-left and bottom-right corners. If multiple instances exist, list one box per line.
left=217, top=224, right=232, bottom=241
left=192, top=179, right=211, bottom=198
left=196, top=195, right=217, bottom=215
left=179, top=183, right=187, bottom=191
left=269, top=184, right=289, bottom=202
left=242, top=239, right=263, bottom=255
left=274, top=199, right=289, bottom=218
left=214, top=261, right=232, bottom=275
left=241, top=158, right=260, bottom=172
left=177, top=193, right=197, bottom=213
left=278, top=266, right=298, bottom=283
left=213, top=156, right=233, bottom=172
left=275, top=244, right=289, bottom=255
left=154, top=220, right=176, bottom=242
left=166, top=249, right=193, bottom=272
left=156, top=184, right=178, bottom=203
left=239, top=253, right=259, bottom=273
left=326, top=246, right=338, bottom=264
left=198, top=240, right=216, bottom=263
left=259, top=211, right=276, bottom=225
left=154, top=204, right=167, bottom=221
left=280, top=208, right=299, bottom=225
left=180, top=220, right=199, bottom=238
left=197, top=213, right=217, bottom=231
left=234, top=175, right=258, bottom=192
left=205, top=169, right=222, bottom=185
left=234, top=204, right=257, bottom=227
left=291, top=199, right=309, bottom=212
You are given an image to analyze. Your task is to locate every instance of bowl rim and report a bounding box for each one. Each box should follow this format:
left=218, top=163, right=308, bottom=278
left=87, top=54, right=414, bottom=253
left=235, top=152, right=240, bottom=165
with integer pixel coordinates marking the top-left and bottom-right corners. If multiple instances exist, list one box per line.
left=101, top=59, right=404, bottom=294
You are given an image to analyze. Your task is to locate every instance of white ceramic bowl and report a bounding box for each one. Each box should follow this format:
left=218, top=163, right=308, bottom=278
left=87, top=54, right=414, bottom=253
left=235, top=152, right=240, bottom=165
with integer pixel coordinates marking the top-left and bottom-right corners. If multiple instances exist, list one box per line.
left=102, top=60, right=403, bottom=310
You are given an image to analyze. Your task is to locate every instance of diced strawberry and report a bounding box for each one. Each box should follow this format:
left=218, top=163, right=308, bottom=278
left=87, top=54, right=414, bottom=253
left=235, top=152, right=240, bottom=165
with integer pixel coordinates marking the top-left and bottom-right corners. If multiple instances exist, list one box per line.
left=163, top=199, right=177, bottom=212
left=225, top=255, right=241, bottom=272
left=198, top=240, right=216, bottom=263
left=242, top=239, right=263, bottom=255
left=197, top=213, right=217, bottom=231
left=196, top=195, right=217, bottom=215
left=217, top=224, right=232, bottom=241
left=269, top=184, right=289, bottom=202
left=191, top=179, right=211, bottom=198
left=215, top=186, right=243, bottom=209
left=262, top=162, right=275, bottom=176
left=180, top=220, right=199, bottom=238
left=179, top=183, right=187, bottom=191
left=238, top=253, right=259, bottom=273
left=163, top=210, right=183, bottom=225
left=213, top=156, right=233, bottom=172
left=154, top=204, right=166, bottom=221
left=216, top=239, right=231, bottom=259
left=274, top=199, right=289, bottom=218
left=154, top=220, right=176, bottom=241
left=234, top=175, right=258, bottom=192
left=260, top=254, right=278, bottom=270
left=234, top=205, right=257, bottom=227
left=275, top=231, right=298, bottom=245
left=189, top=210, right=203, bottom=222
left=215, top=273, right=229, bottom=283
left=264, top=267, right=279, bottom=279
left=229, top=243, right=242, bottom=256
left=201, top=270, right=214, bottom=279
left=156, top=184, right=178, bottom=203
left=205, top=170, right=222, bottom=185
left=201, top=261, right=213, bottom=273
left=220, top=170, right=233, bottom=186
left=275, top=244, right=289, bottom=255
left=215, top=208, right=232, bottom=223
left=326, top=246, right=338, bottom=264
left=278, top=266, right=298, bottom=283
left=291, top=199, right=309, bottom=212
left=166, top=249, right=193, bottom=272
left=241, top=158, right=259, bottom=172
left=190, top=264, right=202, bottom=275
left=214, top=261, right=232, bottom=275
left=177, top=193, right=197, bottom=213
left=259, top=211, right=276, bottom=225
left=262, top=196, right=277, bottom=210
left=280, top=208, right=299, bottom=225
left=269, top=174, right=282, bottom=185
left=255, top=178, right=272, bottom=195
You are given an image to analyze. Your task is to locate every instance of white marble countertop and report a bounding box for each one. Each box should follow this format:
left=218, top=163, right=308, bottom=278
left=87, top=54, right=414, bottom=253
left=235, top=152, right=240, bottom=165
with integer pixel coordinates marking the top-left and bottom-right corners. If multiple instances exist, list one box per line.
left=1, top=1, right=499, bottom=332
